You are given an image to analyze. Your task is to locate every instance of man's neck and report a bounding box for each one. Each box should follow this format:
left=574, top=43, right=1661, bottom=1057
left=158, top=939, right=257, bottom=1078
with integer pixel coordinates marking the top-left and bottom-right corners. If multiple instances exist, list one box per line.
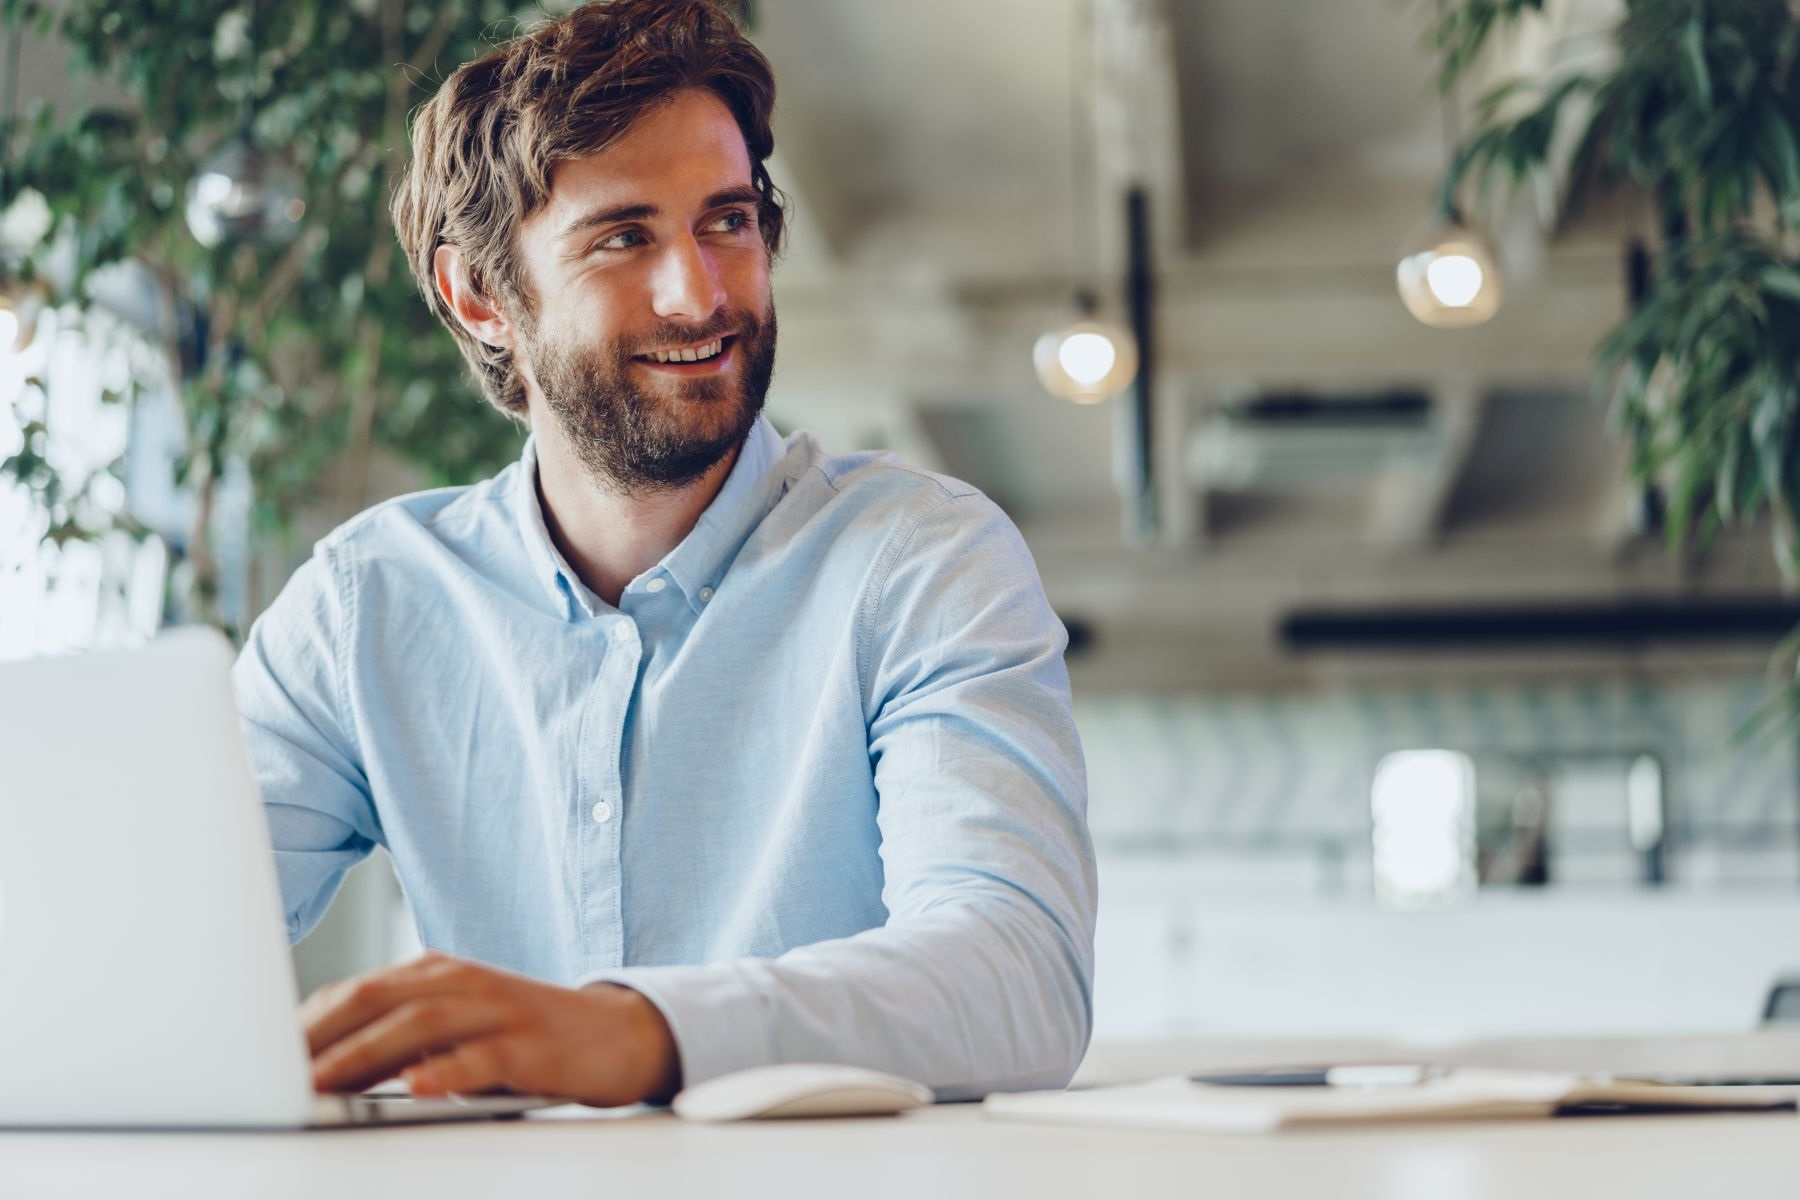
left=531, top=421, right=741, bottom=608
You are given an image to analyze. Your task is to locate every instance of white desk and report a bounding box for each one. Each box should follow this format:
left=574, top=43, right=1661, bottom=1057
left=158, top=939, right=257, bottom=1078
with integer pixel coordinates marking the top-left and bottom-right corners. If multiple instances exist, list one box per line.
left=9, top=1036, right=1800, bottom=1200
left=5, top=1103, right=1798, bottom=1200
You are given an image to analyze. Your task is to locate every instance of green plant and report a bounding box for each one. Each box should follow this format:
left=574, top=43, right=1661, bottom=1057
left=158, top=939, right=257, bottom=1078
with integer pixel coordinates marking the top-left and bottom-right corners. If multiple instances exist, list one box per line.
left=1435, top=0, right=1800, bottom=726
left=2, top=0, right=536, bottom=627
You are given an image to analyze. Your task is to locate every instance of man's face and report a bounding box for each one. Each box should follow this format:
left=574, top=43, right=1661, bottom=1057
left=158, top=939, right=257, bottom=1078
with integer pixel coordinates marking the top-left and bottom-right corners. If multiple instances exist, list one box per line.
left=511, top=88, right=776, bottom=493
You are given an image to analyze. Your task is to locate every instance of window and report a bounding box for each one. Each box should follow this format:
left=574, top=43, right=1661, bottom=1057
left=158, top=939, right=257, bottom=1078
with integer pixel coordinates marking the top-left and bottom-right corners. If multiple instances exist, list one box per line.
left=1371, top=749, right=1476, bottom=910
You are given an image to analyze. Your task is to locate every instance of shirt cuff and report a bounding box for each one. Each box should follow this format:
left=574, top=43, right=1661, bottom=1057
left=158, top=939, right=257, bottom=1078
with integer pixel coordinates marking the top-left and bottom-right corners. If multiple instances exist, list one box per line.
left=577, top=962, right=778, bottom=1088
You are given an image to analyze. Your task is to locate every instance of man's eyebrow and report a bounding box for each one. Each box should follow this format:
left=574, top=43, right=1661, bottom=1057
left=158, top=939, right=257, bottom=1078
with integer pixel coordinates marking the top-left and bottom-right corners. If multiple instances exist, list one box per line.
left=558, top=202, right=660, bottom=244
left=702, top=185, right=763, bottom=211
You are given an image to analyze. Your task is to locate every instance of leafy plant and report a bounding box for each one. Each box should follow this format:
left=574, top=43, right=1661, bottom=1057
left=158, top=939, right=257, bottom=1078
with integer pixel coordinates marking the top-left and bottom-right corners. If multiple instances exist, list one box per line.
left=2, top=0, right=535, bottom=627
left=1435, top=0, right=1800, bottom=724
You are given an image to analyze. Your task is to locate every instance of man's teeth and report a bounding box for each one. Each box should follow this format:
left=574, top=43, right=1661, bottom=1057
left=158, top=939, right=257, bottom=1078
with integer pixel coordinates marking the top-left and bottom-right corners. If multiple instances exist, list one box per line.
left=651, top=339, right=723, bottom=364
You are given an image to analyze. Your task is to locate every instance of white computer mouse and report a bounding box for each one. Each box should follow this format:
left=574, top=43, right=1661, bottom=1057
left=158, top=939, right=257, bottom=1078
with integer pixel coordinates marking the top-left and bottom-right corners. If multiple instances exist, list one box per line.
left=671, top=1063, right=934, bottom=1122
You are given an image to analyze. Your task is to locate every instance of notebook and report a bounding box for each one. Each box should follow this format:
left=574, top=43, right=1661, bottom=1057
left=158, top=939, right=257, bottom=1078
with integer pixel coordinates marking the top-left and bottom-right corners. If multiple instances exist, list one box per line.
left=982, top=1069, right=1800, bottom=1134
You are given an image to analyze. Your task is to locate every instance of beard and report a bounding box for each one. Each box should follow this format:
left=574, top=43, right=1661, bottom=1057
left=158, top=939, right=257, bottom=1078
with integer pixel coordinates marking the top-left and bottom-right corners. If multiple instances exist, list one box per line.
left=523, top=303, right=777, bottom=496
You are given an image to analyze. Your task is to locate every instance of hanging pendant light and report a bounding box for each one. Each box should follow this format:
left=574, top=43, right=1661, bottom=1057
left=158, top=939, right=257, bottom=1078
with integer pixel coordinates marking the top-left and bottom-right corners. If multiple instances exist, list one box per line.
left=1400, top=0, right=1503, bottom=329
left=1397, top=211, right=1504, bottom=328
left=1036, top=0, right=1138, bottom=405
left=1034, top=292, right=1139, bottom=404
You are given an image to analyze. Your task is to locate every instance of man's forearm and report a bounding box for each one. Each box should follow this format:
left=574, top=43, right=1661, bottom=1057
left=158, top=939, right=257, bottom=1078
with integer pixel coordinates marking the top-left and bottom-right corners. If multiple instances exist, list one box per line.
left=581, top=888, right=1094, bottom=1100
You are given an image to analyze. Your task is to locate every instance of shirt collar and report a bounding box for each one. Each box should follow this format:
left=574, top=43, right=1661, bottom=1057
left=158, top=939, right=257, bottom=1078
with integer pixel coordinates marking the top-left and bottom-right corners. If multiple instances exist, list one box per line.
left=509, top=436, right=596, bottom=619
left=660, top=415, right=789, bottom=614
left=510, top=416, right=791, bottom=621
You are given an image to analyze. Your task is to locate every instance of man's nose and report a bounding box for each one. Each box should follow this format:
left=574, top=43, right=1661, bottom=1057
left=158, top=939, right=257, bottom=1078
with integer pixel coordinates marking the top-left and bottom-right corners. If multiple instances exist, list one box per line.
left=649, top=236, right=727, bottom=323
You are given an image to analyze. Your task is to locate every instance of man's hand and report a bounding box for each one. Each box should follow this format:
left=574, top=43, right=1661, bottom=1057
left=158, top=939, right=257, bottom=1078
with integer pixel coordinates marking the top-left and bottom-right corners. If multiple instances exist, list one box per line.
left=302, top=951, right=681, bottom=1106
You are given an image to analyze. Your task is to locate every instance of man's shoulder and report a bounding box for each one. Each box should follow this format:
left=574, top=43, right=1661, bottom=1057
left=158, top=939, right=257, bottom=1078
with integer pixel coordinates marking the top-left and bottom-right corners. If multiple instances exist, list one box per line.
left=313, top=464, right=518, bottom=562
left=781, top=433, right=988, bottom=523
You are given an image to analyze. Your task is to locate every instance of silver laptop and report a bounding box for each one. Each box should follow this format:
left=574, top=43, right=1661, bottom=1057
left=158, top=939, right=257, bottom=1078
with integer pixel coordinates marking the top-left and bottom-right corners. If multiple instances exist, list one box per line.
left=0, top=628, right=559, bottom=1128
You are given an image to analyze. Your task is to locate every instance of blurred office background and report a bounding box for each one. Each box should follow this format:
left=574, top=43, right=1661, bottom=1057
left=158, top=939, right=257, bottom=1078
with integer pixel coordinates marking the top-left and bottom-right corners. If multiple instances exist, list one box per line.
left=6, top=0, right=1800, bottom=1046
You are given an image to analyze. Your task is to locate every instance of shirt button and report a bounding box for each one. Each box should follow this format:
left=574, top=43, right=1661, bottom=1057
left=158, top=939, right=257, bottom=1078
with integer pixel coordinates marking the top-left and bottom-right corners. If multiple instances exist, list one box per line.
left=611, top=623, right=632, bottom=643
left=591, top=801, right=614, bottom=824
left=645, top=577, right=666, bottom=594
left=698, top=586, right=714, bottom=602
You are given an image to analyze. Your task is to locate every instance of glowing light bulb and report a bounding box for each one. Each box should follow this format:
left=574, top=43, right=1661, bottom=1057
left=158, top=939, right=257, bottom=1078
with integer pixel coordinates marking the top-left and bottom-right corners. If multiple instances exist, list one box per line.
left=1396, top=218, right=1503, bottom=328
left=1058, top=332, right=1117, bottom=385
left=1425, top=254, right=1484, bottom=308
left=1033, top=318, right=1138, bottom=404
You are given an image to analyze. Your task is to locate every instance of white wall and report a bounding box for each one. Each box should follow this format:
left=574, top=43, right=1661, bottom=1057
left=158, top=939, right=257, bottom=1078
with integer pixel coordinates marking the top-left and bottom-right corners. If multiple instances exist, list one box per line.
left=1093, top=884, right=1800, bottom=1041
left=1081, top=674, right=1800, bottom=1038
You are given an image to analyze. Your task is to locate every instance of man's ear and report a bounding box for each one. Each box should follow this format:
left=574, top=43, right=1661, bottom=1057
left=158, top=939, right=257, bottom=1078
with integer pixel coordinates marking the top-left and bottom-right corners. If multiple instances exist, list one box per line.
left=433, top=244, right=516, bottom=350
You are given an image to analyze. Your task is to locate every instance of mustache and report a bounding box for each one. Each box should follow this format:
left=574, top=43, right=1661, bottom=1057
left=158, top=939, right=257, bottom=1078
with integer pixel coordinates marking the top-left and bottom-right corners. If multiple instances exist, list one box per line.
left=620, top=309, right=765, bottom=359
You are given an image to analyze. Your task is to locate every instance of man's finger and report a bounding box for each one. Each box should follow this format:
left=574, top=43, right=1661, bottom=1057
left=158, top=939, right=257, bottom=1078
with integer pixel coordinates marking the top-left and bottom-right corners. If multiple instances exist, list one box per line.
left=303, top=953, right=473, bottom=1056
left=311, top=995, right=505, bottom=1094
left=403, top=1037, right=517, bottom=1097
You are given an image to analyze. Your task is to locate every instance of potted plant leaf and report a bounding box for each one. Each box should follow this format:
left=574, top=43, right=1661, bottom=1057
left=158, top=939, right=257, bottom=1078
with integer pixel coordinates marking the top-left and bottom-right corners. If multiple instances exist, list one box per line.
left=1435, top=0, right=1800, bottom=730
left=1, top=0, right=532, bottom=632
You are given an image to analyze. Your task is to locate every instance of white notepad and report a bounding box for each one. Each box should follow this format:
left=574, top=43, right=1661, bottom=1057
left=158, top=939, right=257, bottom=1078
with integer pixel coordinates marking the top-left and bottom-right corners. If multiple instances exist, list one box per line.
left=982, top=1070, right=1800, bottom=1134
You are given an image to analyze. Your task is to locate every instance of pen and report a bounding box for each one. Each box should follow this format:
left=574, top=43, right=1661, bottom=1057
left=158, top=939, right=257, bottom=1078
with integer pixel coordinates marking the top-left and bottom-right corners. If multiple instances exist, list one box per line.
left=1188, top=1064, right=1449, bottom=1089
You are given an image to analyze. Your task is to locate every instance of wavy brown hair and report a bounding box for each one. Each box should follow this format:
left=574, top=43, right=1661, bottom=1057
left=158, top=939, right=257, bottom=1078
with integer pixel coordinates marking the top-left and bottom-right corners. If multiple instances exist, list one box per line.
left=393, top=0, right=787, bottom=418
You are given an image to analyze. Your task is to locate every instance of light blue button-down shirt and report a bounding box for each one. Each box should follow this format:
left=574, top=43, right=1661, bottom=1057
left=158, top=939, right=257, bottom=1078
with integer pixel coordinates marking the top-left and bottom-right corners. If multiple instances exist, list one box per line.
left=233, top=416, right=1095, bottom=1098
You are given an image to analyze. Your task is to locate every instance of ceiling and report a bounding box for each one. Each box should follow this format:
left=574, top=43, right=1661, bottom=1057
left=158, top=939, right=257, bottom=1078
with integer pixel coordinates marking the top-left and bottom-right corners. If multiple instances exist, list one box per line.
left=740, top=0, right=1791, bottom=687
left=750, top=0, right=1634, bottom=521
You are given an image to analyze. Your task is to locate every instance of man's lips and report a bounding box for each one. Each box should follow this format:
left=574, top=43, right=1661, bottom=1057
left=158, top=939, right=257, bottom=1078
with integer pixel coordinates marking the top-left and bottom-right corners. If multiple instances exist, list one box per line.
left=632, top=334, right=738, bottom=374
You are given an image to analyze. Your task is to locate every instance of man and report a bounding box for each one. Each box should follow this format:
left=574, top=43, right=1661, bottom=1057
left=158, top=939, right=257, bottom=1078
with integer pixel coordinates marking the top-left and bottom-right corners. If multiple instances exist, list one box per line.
left=235, top=0, right=1095, bottom=1108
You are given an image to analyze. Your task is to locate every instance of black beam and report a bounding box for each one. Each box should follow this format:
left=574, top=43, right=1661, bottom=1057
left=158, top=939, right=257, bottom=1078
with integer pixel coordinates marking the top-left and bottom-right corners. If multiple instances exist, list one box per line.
left=1281, top=600, right=1800, bottom=650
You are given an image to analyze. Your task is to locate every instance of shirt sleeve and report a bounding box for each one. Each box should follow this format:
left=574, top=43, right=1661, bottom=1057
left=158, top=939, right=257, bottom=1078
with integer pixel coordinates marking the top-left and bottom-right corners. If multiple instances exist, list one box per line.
left=232, top=543, right=381, bottom=945
left=582, top=489, right=1097, bottom=1100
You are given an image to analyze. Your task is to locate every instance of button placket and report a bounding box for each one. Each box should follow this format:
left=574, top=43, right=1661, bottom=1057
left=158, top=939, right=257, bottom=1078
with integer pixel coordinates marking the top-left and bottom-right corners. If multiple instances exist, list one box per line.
left=585, top=618, right=639, bottom=970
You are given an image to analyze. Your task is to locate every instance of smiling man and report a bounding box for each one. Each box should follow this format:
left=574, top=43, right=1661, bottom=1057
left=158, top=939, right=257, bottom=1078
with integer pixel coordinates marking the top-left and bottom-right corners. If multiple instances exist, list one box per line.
left=233, top=0, right=1096, bottom=1107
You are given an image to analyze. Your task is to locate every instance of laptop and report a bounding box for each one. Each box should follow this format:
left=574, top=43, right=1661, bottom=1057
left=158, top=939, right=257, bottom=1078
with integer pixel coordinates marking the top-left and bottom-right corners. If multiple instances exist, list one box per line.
left=0, top=628, right=560, bottom=1128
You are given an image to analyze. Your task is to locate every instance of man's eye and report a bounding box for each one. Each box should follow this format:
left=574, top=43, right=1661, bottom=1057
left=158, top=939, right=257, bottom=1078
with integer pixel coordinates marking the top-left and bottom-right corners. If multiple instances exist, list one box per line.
left=595, top=230, right=645, bottom=251
left=707, top=209, right=753, bottom=234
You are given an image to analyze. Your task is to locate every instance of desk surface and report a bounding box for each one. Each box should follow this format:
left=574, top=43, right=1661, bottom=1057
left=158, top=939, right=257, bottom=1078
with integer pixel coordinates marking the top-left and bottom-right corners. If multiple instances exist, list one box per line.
left=10, top=1036, right=1800, bottom=1200
left=5, top=1102, right=1799, bottom=1200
